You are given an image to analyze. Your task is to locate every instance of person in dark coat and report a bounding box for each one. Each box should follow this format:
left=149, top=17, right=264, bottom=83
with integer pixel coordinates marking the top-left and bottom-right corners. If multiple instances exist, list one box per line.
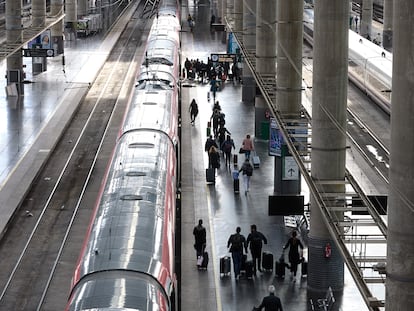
left=189, top=98, right=198, bottom=125
left=246, top=224, right=268, bottom=273
left=193, top=219, right=206, bottom=260
left=227, top=226, right=246, bottom=281
left=221, top=135, right=235, bottom=167
left=283, top=230, right=304, bottom=282
left=254, top=285, right=283, bottom=311
left=239, top=158, right=253, bottom=194
left=208, top=146, right=220, bottom=170
left=205, top=135, right=218, bottom=153
left=218, top=125, right=231, bottom=152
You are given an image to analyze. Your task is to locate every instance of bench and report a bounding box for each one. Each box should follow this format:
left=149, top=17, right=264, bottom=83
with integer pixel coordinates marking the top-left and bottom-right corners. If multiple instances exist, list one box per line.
left=309, top=286, right=335, bottom=311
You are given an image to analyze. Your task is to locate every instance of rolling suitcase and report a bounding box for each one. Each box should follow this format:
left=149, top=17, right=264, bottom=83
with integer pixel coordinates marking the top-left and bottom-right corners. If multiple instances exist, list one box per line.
left=199, top=251, right=209, bottom=270
left=240, top=254, right=247, bottom=273
left=275, top=260, right=285, bottom=278
left=301, top=260, right=308, bottom=276
left=252, top=151, right=260, bottom=168
left=233, top=154, right=238, bottom=166
left=206, top=168, right=215, bottom=183
left=220, top=256, right=231, bottom=276
left=245, top=260, right=254, bottom=279
left=233, top=179, right=240, bottom=193
left=262, top=251, right=274, bottom=271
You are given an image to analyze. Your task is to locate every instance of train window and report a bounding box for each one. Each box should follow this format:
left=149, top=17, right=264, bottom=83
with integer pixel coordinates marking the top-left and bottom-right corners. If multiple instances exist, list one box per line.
left=126, top=171, right=147, bottom=177
left=120, top=194, right=143, bottom=201
left=129, top=142, right=155, bottom=148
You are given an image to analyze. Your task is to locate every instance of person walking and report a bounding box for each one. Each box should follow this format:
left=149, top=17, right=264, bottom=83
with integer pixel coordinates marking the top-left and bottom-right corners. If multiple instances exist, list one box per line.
left=241, top=134, right=254, bottom=160
left=227, top=226, right=246, bottom=281
left=254, top=285, right=283, bottom=311
left=221, top=135, right=235, bottom=167
left=283, top=230, right=304, bottom=282
left=189, top=98, right=198, bottom=125
left=208, top=145, right=220, bottom=171
left=205, top=135, right=218, bottom=154
left=246, top=224, right=268, bottom=274
left=193, top=219, right=207, bottom=265
left=217, top=125, right=231, bottom=153
left=239, top=158, right=253, bottom=195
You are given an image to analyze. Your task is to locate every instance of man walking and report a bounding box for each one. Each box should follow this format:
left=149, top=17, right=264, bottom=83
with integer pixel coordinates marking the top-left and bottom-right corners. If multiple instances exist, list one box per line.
left=227, top=227, right=246, bottom=281
left=193, top=219, right=206, bottom=262
left=254, top=285, right=283, bottom=311
left=246, top=224, right=268, bottom=273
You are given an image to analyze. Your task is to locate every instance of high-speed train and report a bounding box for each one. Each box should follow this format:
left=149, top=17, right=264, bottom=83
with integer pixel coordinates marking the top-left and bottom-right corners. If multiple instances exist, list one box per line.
left=65, top=0, right=181, bottom=310
left=303, top=6, right=392, bottom=114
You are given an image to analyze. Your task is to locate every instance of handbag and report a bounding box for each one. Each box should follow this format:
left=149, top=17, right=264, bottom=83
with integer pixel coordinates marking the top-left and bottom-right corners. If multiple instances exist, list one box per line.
left=239, top=147, right=245, bottom=154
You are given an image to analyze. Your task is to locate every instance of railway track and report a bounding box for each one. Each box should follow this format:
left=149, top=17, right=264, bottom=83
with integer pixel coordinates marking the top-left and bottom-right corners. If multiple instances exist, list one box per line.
left=0, top=4, right=151, bottom=310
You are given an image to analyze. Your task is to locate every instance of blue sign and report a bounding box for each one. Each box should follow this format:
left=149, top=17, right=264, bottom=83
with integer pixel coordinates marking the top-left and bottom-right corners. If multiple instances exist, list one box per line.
left=269, top=118, right=283, bottom=156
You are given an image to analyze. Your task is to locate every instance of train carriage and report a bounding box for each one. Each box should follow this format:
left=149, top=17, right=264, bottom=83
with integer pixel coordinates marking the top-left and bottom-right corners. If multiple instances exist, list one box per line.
left=66, top=0, right=180, bottom=310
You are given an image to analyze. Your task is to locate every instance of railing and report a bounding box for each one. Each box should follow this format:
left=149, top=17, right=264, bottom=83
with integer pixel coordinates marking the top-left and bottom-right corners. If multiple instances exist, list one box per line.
left=225, top=13, right=386, bottom=311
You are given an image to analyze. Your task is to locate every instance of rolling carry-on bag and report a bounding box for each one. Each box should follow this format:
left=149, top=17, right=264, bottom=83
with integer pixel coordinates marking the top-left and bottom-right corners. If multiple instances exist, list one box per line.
left=301, top=260, right=308, bottom=276
left=199, top=251, right=209, bottom=270
left=240, top=254, right=247, bottom=273
left=206, top=168, right=215, bottom=183
left=220, top=256, right=231, bottom=276
left=233, top=179, right=240, bottom=193
left=245, top=260, right=254, bottom=279
left=233, top=154, right=238, bottom=166
left=252, top=151, right=260, bottom=168
left=262, top=251, right=274, bottom=271
left=275, top=253, right=286, bottom=278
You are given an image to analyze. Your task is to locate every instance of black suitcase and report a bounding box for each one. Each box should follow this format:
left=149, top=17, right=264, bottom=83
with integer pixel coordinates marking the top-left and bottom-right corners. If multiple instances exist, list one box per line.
left=206, top=168, right=215, bottom=183
left=233, top=179, right=240, bottom=193
left=245, top=260, right=254, bottom=279
left=233, top=154, right=238, bottom=166
left=262, top=251, right=273, bottom=271
left=220, top=256, right=231, bottom=276
left=240, top=254, right=247, bottom=273
left=199, top=251, right=209, bottom=270
left=302, top=260, right=308, bottom=276
left=275, top=260, right=286, bottom=278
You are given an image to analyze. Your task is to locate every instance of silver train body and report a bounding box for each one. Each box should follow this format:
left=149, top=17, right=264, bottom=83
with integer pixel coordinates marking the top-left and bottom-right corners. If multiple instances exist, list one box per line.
left=66, top=1, right=181, bottom=310
left=303, top=7, right=392, bottom=114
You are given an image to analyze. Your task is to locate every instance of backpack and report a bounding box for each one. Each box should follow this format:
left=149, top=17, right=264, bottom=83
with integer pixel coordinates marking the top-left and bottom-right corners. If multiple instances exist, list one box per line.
left=223, top=140, right=232, bottom=153
left=231, top=234, right=243, bottom=252
left=245, top=163, right=253, bottom=176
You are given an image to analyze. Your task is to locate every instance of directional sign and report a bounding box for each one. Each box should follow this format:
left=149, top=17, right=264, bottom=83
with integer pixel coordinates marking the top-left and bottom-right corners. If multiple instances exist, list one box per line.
left=23, top=48, right=55, bottom=58
left=283, top=156, right=299, bottom=180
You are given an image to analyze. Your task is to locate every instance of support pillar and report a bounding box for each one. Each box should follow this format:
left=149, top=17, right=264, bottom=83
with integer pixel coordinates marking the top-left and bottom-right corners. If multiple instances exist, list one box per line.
left=360, top=0, right=373, bottom=40
left=6, top=0, right=23, bottom=95
left=275, top=0, right=303, bottom=194
left=386, top=1, right=414, bottom=309
left=32, top=0, right=47, bottom=74
left=383, top=0, right=393, bottom=51
left=254, top=0, right=276, bottom=140
left=241, top=0, right=255, bottom=105
left=78, top=0, right=88, bottom=17
left=65, top=0, right=77, bottom=40
left=51, top=0, right=64, bottom=55
left=309, top=0, right=348, bottom=295
left=233, top=0, right=242, bottom=36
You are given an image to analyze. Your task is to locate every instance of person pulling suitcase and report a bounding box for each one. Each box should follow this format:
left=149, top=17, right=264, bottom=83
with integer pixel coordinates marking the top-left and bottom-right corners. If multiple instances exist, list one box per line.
left=245, top=224, right=268, bottom=274
left=193, top=219, right=207, bottom=268
left=227, top=226, right=247, bottom=281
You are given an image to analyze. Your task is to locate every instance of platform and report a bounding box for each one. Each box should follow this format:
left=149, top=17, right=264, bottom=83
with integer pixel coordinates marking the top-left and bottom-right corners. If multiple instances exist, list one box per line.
left=0, top=0, right=387, bottom=310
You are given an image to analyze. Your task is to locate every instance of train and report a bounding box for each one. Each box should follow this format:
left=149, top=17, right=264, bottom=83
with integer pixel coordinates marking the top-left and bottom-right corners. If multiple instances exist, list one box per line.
left=303, top=6, right=392, bottom=114
left=65, top=0, right=181, bottom=310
